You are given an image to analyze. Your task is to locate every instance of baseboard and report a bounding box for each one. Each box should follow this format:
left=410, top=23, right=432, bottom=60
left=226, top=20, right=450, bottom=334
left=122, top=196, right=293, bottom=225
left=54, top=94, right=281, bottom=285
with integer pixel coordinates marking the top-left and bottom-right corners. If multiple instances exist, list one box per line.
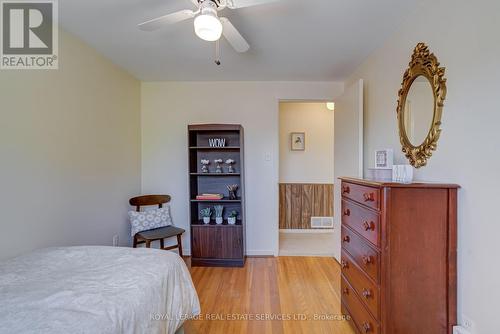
left=185, top=250, right=275, bottom=257
left=246, top=250, right=276, bottom=256
left=280, top=229, right=334, bottom=234
left=278, top=253, right=335, bottom=257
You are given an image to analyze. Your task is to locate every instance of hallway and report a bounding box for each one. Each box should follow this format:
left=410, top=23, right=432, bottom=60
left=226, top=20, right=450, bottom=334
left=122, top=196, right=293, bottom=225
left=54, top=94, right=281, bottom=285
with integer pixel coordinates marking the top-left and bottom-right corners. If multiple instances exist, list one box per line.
left=279, top=231, right=335, bottom=257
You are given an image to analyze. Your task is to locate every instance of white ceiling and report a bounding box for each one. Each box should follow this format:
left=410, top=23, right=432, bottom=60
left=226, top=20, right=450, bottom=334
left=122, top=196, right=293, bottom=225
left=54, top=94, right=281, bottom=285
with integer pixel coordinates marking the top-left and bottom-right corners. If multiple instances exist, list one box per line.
left=60, top=0, right=422, bottom=81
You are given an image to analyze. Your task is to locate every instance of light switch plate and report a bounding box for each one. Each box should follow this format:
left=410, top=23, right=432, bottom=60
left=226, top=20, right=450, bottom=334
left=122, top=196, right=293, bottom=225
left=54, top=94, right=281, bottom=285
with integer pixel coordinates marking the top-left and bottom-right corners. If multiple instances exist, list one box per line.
left=113, top=235, right=119, bottom=247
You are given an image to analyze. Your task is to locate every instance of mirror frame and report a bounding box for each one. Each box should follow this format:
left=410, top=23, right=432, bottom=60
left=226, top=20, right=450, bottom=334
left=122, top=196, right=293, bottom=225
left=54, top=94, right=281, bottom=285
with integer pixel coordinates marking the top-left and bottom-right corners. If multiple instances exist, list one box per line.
left=397, top=43, right=447, bottom=168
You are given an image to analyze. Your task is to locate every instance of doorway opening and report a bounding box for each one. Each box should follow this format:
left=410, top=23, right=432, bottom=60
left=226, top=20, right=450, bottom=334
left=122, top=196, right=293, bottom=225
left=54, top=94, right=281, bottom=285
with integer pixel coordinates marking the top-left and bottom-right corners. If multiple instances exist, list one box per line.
left=278, top=101, right=335, bottom=256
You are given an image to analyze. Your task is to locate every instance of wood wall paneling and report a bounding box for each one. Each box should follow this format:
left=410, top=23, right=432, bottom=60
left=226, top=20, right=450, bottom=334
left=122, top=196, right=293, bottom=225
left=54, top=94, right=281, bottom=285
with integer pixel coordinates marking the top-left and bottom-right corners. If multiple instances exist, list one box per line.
left=301, top=184, right=313, bottom=228
left=279, top=183, right=334, bottom=229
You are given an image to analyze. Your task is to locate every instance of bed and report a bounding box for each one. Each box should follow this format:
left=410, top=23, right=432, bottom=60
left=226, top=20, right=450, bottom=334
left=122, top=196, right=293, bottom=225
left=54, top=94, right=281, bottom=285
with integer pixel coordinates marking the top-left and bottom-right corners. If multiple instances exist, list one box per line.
left=0, top=246, right=200, bottom=334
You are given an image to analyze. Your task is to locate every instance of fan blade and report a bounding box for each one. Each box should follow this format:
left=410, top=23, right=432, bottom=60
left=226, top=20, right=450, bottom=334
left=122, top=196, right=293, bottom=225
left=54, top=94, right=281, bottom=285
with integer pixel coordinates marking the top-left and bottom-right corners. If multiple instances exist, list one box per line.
left=138, top=10, right=195, bottom=31
left=220, top=17, right=250, bottom=53
left=227, top=0, right=279, bottom=9
left=189, top=0, right=200, bottom=8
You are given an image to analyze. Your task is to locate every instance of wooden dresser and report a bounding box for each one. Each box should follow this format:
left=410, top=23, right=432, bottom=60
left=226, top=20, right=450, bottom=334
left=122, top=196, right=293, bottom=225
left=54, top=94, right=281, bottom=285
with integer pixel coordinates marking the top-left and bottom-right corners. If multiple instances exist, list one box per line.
left=339, top=177, right=459, bottom=334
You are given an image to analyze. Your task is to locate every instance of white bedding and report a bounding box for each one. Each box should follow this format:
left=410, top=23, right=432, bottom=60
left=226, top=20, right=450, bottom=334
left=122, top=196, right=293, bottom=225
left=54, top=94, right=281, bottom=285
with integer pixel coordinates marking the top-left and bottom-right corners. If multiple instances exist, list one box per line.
left=0, top=246, right=200, bottom=334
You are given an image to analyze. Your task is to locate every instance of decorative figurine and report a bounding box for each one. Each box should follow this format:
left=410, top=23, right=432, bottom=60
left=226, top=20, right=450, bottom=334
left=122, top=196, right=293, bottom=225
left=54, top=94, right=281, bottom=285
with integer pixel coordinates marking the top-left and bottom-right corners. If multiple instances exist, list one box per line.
left=214, top=159, right=223, bottom=173
left=226, top=184, right=239, bottom=200
left=225, top=158, right=235, bottom=173
left=201, top=159, right=210, bottom=173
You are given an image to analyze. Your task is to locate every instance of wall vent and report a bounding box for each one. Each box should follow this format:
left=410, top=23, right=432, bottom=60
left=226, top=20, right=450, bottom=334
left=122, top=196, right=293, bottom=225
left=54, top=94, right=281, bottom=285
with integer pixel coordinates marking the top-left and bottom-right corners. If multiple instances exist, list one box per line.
left=311, top=217, right=334, bottom=228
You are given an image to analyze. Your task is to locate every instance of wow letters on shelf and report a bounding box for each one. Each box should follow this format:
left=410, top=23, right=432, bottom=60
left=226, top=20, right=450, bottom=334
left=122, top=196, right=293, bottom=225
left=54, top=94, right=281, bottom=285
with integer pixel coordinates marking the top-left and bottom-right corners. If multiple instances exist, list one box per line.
left=208, top=138, right=226, bottom=147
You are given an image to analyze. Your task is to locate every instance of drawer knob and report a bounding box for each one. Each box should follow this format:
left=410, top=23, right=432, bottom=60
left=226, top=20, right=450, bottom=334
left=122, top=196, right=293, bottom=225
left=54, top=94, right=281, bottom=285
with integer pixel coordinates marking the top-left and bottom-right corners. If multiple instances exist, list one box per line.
left=362, top=322, right=372, bottom=333
left=363, top=221, right=375, bottom=231
left=342, top=185, right=350, bottom=194
left=342, top=287, right=349, bottom=295
left=362, top=289, right=372, bottom=298
left=362, top=255, right=372, bottom=265
left=341, top=260, right=348, bottom=269
left=363, top=192, right=375, bottom=202
left=343, top=209, right=351, bottom=216
left=343, top=236, right=350, bottom=243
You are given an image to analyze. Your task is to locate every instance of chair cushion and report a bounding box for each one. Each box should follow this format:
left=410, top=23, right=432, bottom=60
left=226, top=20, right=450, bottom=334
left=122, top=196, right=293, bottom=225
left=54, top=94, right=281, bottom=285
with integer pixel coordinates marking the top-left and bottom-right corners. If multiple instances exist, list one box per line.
left=128, top=206, right=172, bottom=237
left=136, top=225, right=185, bottom=240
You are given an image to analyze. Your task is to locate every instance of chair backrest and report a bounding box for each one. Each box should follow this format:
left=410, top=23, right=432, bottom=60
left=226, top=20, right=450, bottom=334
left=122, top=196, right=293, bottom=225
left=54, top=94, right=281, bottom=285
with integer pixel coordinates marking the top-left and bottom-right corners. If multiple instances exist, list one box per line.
left=129, top=195, right=171, bottom=212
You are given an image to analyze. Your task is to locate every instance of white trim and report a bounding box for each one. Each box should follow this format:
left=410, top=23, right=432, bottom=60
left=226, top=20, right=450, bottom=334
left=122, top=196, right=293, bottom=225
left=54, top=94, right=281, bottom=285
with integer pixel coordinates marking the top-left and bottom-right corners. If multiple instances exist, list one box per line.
left=246, top=250, right=276, bottom=256
left=280, top=229, right=334, bottom=234
left=357, top=79, right=364, bottom=178
left=185, top=250, right=276, bottom=257
left=278, top=251, right=335, bottom=257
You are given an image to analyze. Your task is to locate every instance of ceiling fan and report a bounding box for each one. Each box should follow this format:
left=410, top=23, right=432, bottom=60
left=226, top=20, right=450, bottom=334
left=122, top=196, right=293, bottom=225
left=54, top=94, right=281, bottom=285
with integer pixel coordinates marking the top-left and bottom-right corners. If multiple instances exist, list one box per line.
left=138, top=0, right=279, bottom=53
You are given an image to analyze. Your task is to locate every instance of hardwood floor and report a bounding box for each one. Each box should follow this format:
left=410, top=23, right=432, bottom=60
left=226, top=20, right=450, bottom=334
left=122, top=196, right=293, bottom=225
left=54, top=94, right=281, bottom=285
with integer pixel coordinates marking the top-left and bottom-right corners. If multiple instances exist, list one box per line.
left=184, top=257, right=355, bottom=334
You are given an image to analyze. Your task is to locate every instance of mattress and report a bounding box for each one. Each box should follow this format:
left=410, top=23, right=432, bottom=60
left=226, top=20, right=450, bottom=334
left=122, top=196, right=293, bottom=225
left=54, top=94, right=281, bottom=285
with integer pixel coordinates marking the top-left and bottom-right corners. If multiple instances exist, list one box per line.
left=0, top=246, right=200, bottom=334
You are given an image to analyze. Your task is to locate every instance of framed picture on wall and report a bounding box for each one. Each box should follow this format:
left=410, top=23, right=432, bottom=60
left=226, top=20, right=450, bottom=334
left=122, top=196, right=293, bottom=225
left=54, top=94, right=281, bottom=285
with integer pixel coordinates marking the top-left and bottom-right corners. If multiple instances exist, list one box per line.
left=375, top=149, right=394, bottom=169
left=291, top=132, right=305, bottom=151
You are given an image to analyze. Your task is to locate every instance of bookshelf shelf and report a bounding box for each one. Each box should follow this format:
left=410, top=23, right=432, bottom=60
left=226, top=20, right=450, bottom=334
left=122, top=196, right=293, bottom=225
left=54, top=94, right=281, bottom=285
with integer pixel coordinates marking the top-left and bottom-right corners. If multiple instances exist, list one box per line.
left=191, top=198, right=242, bottom=203
left=191, top=219, right=243, bottom=227
left=188, top=124, right=246, bottom=267
left=190, top=173, right=241, bottom=176
left=189, top=146, right=240, bottom=150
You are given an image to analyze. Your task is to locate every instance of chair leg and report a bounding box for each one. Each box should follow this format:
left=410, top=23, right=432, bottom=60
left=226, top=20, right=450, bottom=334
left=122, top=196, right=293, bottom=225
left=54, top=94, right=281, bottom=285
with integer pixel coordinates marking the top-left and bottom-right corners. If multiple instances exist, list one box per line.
left=160, top=238, right=164, bottom=250
left=145, top=240, right=151, bottom=248
left=133, top=236, right=137, bottom=248
left=177, top=234, right=183, bottom=257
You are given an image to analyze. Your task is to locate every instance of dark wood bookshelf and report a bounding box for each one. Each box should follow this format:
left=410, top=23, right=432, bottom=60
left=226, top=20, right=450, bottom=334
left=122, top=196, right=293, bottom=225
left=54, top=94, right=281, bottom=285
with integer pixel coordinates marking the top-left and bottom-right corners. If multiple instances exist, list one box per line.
left=188, top=124, right=246, bottom=267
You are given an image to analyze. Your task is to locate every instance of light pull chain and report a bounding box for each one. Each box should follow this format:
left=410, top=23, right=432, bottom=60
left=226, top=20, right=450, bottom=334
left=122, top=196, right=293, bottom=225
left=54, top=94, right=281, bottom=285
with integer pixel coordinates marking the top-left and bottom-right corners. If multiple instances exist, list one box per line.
left=215, top=39, right=221, bottom=66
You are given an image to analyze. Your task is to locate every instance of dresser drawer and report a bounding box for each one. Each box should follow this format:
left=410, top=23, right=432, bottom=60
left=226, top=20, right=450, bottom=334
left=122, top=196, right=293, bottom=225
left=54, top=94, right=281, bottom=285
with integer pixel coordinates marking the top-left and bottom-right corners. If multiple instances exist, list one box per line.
left=341, top=251, right=380, bottom=320
left=342, top=199, right=381, bottom=247
left=341, top=181, right=380, bottom=210
left=341, top=275, right=380, bottom=334
left=342, top=225, right=380, bottom=283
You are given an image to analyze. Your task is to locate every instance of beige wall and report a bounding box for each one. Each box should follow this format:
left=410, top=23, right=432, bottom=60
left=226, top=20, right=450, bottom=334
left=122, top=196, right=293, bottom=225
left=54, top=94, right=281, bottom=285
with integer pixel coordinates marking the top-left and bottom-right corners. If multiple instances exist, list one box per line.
left=141, top=82, right=343, bottom=256
left=0, top=30, right=141, bottom=260
left=346, top=0, right=500, bottom=331
left=279, top=102, right=334, bottom=183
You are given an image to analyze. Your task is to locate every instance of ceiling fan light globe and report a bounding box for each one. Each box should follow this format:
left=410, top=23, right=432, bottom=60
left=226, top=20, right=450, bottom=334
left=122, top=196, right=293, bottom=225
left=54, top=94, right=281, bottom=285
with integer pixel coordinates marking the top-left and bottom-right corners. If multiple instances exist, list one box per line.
left=194, top=14, right=223, bottom=41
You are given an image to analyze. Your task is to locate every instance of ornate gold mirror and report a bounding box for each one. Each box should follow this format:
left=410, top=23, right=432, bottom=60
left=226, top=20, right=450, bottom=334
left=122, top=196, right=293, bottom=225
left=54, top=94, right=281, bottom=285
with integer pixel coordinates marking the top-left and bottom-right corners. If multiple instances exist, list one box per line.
left=397, top=43, right=447, bottom=168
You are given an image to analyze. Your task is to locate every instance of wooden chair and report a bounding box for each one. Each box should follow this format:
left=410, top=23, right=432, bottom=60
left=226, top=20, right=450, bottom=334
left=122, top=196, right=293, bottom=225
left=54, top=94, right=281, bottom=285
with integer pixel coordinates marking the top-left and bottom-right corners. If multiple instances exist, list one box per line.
left=129, top=195, right=185, bottom=257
